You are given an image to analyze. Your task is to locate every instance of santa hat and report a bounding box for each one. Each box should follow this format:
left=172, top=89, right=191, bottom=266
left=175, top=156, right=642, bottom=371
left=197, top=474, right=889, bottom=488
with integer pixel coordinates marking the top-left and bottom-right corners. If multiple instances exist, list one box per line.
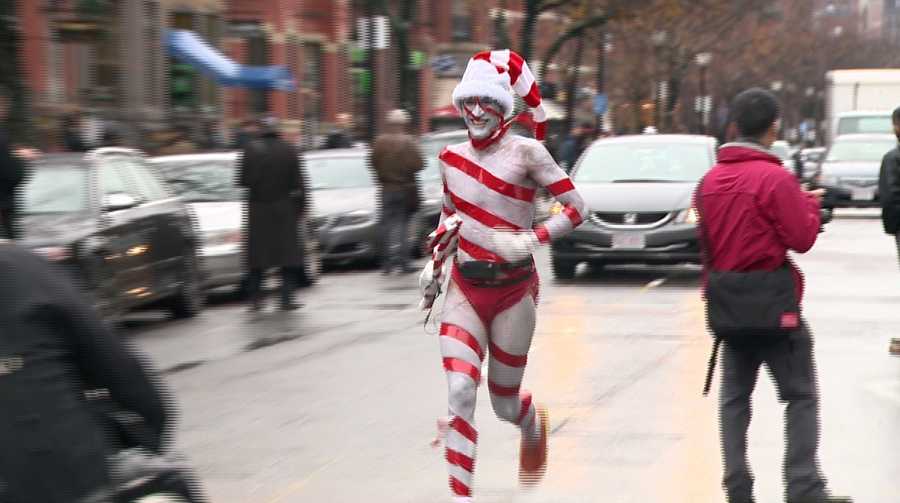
left=451, top=49, right=548, bottom=140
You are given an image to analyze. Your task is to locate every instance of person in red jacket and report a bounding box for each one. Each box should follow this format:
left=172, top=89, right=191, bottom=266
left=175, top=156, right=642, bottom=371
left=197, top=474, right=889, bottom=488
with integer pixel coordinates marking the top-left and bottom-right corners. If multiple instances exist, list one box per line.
left=698, top=88, right=850, bottom=503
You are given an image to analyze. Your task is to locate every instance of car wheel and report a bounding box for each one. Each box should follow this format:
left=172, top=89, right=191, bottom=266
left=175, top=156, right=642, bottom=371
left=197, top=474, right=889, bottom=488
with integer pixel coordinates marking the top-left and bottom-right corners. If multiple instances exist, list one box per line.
left=552, top=257, right=577, bottom=280
left=170, top=252, right=204, bottom=319
left=297, top=218, right=322, bottom=287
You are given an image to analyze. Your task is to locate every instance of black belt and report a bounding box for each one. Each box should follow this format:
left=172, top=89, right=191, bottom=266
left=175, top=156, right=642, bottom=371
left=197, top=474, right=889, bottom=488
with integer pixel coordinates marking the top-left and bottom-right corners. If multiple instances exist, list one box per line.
left=456, top=259, right=534, bottom=286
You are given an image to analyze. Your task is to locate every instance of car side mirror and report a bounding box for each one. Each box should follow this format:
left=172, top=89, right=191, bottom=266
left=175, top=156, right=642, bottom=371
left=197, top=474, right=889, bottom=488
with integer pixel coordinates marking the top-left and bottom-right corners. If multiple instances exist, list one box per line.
left=103, top=192, right=138, bottom=212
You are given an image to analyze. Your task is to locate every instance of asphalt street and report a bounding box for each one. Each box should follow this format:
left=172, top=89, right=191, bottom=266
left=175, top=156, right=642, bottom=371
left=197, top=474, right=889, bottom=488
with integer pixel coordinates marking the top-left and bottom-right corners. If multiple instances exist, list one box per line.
left=124, top=209, right=899, bottom=503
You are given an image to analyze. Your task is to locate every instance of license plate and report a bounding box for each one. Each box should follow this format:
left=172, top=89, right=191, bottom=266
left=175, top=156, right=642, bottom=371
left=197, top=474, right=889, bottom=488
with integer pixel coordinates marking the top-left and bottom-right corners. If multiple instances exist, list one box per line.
left=851, top=187, right=875, bottom=201
left=612, top=233, right=646, bottom=249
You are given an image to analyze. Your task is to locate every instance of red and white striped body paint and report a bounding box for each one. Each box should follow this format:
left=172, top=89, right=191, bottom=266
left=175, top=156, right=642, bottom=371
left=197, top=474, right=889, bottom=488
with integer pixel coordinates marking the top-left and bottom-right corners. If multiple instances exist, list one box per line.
left=424, top=132, right=587, bottom=501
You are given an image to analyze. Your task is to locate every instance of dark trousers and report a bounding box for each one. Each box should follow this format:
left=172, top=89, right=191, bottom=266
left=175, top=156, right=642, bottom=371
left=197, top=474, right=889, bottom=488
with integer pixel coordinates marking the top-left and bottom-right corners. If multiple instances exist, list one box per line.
left=381, top=189, right=413, bottom=272
left=247, top=267, right=295, bottom=305
left=0, top=207, right=15, bottom=239
left=719, top=325, right=828, bottom=502
left=895, top=233, right=900, bottom=267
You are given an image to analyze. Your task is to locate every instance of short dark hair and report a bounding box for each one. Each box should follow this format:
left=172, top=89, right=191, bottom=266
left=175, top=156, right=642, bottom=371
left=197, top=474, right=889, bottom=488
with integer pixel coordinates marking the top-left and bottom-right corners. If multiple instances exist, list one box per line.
left=730, top=88, right=780, bottom=139
left=892, top=106, right=900, bottom=124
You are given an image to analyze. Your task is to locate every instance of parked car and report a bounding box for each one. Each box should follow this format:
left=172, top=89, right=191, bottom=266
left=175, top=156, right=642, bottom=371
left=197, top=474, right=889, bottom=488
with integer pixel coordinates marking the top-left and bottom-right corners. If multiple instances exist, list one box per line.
left=149, top=152, right=321, bottom=290
left=18, top=148, right=203, bottom=319
left=818, top=133, right=897, bottom=207
left=550, top=134, right=718, bottom=279
left=415, top=130, right=468, bottom=256
left=304, top=148, right=382, bottom=265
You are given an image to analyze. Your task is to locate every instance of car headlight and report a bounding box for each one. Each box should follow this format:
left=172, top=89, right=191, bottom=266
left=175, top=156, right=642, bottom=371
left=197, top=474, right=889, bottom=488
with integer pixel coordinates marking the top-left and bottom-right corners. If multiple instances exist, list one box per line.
left=203, top=229, right=242, bottom=247
left=333, top=210, right=374, bottom=228
left=674, top=207, right=699, bottom=225
left=33, top=245, right=72, bottom=262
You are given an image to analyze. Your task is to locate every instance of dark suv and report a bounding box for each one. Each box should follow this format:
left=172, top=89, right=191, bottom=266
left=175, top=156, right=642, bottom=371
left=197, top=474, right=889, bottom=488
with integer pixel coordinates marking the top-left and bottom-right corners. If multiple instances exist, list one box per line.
left=18, top=148, right=204, bottom=319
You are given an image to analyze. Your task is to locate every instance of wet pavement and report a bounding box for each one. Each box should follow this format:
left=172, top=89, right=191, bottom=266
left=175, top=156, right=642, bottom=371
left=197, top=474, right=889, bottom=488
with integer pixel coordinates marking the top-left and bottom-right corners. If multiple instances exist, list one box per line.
left=123, top=209, right=899, bottom=503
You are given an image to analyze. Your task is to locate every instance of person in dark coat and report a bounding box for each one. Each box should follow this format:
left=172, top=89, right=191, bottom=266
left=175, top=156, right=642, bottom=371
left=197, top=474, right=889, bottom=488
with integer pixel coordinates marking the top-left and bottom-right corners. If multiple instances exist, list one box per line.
left=0, top=241, right=170, bottom=502
left=238, top=116, right=305, bottom=311
left=0, top=87, right=29, bottom=240
left=878, top=106, right=900, bottom=355
left=560, top=122, right=594, bottom=173
left=323, top=112, right=354, bottom=149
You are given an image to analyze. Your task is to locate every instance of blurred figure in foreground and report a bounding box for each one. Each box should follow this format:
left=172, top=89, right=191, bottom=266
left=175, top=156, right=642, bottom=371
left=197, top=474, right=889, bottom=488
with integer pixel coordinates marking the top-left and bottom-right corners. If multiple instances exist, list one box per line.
left=877, top=106, right=900, bottom=356
left=370, top=109, right=423, bottom=274
left=238, top=116, right=305, bottom=312
left=0, top=240, right=176, bottom=502
left=697, top=88, right=850, bottom=503
left=0, top=85, right=33, bottom=240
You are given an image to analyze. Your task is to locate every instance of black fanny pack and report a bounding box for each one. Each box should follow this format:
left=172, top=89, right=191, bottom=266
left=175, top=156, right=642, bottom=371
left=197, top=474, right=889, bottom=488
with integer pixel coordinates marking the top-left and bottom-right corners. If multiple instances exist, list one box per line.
left=457, top=259, right=534, bottom=284
left=705, top=265, right=799, bottom=343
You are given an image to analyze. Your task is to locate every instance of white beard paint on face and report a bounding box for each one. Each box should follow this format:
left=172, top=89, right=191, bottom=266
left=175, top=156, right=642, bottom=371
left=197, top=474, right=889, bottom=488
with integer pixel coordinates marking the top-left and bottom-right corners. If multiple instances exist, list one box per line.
left=462, top=102, right=502, bottom=140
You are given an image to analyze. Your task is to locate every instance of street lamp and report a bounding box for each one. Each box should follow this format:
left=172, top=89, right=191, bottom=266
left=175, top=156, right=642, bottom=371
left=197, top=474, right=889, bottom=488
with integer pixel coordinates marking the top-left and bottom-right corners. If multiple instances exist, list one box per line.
left=695, top=52, right=712, bottom=135
left=651, top=31, right=668, bottom=130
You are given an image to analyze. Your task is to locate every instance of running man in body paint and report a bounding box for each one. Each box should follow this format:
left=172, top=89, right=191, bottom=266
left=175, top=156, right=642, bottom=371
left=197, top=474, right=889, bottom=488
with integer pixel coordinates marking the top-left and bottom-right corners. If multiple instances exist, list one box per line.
left=418, top=49, right=587, bottom=502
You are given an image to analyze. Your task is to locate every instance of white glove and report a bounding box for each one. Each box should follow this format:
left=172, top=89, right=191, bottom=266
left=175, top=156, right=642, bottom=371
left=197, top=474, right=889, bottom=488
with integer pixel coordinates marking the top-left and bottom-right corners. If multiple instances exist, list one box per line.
left=418, top=260, right=435, bottom=295
left=487, top=229, right=540, bottom=262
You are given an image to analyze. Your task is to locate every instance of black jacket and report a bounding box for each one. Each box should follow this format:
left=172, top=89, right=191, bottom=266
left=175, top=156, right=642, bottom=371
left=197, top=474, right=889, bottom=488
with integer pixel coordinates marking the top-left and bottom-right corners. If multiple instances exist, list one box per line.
left=238, top=134, right=306, bottom=268
left=878, top=145, right=900, bottom=234
left=0, top=130, right=25, bottom=209
left=0, top=243, right=169, bottom=502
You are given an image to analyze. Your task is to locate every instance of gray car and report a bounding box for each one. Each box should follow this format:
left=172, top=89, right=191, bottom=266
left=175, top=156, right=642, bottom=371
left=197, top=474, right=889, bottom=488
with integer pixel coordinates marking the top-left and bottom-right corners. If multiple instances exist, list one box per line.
left=550, top=134, right=717, bottom=279
left=818, top=133, right=897, bottom=207
left=304, top=148, right=383, bottom=265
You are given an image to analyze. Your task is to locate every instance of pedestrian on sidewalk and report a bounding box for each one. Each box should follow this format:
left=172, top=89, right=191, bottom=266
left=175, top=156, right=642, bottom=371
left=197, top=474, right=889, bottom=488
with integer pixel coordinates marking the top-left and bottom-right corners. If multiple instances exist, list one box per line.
left=237, top=116, right=304, bottom=312
left=370, top=108, right=423, bottom=275
left=696, top=88, right=851, bottom=503
left=0, top=86, right=33, bottom=240
left=877, top=107, right=900, bottom=355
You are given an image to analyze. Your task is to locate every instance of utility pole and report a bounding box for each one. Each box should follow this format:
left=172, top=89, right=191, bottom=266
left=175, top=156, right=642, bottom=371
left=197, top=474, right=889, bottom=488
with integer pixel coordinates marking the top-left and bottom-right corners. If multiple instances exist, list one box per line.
left=594, top=25, right=607, bottom=133
left=365, top=0, right=377, bottom=142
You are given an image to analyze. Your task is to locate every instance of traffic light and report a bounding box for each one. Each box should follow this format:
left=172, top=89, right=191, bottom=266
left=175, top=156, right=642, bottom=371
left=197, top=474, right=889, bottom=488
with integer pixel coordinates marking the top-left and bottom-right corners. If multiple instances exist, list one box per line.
left=170, top=62, right=196, bottom=109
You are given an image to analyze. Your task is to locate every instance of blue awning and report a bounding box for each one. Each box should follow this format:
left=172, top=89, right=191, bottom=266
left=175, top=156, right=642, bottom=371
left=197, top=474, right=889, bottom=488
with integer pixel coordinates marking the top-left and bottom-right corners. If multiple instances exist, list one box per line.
left=165, top=30, right=296, bottom=91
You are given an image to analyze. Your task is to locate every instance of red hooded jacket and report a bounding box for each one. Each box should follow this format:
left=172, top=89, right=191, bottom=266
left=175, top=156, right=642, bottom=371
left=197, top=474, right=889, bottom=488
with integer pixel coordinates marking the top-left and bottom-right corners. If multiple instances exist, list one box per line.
left=697, top=143, right=821, bottom=303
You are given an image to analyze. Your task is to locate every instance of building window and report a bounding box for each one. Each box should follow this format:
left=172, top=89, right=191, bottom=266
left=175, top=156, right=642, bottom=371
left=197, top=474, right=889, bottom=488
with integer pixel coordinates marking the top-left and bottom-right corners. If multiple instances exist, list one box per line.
left=93, top=2, right=120, bottom=106
left=302, top=41, right=323, bottom=122
left=452, top=0, right=472, bottom=42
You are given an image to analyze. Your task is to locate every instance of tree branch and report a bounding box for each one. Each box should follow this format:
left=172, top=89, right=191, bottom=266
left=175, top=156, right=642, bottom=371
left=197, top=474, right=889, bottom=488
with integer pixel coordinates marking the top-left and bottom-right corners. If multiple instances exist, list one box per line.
left=538, top=13, right=609, bottom=79
left=538, top=0, right=578, bottom=14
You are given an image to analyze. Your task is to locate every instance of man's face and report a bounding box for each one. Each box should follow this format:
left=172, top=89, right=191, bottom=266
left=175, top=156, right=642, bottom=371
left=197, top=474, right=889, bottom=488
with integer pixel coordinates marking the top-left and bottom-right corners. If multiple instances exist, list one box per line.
left=461, top=97, right=504, bottom=140
left=893, top=121, right=900, bottom=141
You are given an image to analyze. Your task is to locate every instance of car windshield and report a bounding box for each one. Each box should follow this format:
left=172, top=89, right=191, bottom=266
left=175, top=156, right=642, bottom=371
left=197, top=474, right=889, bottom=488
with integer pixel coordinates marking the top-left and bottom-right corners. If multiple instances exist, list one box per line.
left=826, top=139, right=896, bottom=162
left=574, top=142, right=712, bottom=183
left=837, top=116, right=892, bottom=136
left=771, top=143, right=790, bottom=161
left=152, top=159, right=242, bottom=202
left=420, top=135, right=465, bottom=183
left=306, top=155, right=374, bottom=189
left=21, top=167, right=89, bottom=214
